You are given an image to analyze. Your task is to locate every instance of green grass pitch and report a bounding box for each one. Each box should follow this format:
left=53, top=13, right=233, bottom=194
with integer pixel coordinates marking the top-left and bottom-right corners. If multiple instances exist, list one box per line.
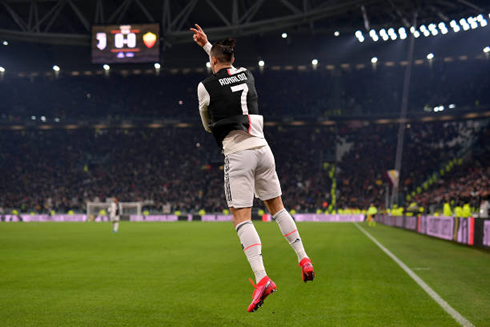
left=1, top=222, right=489, bottom=326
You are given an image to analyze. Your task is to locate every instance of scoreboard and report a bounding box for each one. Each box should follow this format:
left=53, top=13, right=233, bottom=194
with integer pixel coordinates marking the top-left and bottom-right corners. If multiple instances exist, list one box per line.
left=91, top=24, right=160, bottom=64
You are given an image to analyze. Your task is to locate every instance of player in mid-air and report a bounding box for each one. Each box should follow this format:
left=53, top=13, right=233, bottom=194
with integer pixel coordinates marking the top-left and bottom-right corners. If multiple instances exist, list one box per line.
left=190, top=24, right=315, bottom=312
left=108, top=197, right=120, bottom=233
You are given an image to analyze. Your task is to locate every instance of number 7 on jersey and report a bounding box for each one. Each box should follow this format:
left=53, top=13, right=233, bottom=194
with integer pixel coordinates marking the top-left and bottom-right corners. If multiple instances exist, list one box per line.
left=231, top=83, right=249, bottom=115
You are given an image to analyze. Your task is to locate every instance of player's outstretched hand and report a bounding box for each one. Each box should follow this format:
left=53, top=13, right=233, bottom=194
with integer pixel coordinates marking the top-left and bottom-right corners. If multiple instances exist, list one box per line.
left=190, top=24, right=208, bottom=47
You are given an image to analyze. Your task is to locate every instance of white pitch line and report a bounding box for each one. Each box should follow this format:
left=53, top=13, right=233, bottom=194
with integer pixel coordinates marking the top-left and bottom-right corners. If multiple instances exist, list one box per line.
left=354, top=223, right=474, bottom=327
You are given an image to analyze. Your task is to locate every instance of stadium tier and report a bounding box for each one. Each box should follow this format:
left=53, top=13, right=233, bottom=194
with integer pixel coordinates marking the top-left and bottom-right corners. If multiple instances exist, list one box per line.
left=1, top=120, right=488, bottom=215
left=1, top=58, right=489, bottom=122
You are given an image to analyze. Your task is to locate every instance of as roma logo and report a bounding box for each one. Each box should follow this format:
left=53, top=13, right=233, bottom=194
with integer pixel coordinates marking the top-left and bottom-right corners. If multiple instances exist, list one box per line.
left=143, top=32, right=157, bottom=48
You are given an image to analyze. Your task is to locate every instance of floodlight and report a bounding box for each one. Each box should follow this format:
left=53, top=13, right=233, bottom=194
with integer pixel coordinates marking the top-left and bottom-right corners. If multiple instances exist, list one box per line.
left=282, top=32, right=288, bottom=39
left=371, top=57, right=378, bottom=63
left=0, top=66, right=4, bottom=72
left=311, top=59, right=318, bottom=65
left=52, top=65, right=60, bottom=72
left=103, top=64, right=110, bottom=71
left=334, top=31, right=340, bottom=36
left=484, top=46, right=490, bottom=53
left=154, top=63, right=161, bottom=69
left=427, top=53, right=434, bottom=60
left=206, top=62, right=211, bottom=68
left=258, top=60, right=265, bottom=67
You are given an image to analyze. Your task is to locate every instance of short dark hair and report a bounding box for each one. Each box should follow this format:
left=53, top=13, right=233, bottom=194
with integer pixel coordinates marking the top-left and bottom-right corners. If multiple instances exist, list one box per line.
left=210, top=38, right=236, bottom=63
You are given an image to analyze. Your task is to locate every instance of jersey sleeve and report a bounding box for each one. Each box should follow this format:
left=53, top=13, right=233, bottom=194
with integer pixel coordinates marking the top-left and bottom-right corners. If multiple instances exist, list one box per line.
left=203, top=42, right=212, bottom=56
left=197, top=82, right=212, bottom=133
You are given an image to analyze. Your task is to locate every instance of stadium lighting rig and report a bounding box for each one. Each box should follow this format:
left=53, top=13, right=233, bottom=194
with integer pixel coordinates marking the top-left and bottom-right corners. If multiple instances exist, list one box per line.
left=52, top=65, right=60, bottom=72
left=258, top=60, right=265, bottom=67
left=154, top=63, right=161, bottom=69
left=0, top=66, right=5, bottom=73
left=103, top=64, right=110, bottom=71
left=281, top=32, right=288, bottom=39
left=357, top=13, right=489, bottom=43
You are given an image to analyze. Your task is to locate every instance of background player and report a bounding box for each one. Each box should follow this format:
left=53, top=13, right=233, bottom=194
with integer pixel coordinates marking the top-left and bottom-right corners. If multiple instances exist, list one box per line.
left=190, top=24, right=315, bottom=312
left=108, top=197, right=120, bottom=233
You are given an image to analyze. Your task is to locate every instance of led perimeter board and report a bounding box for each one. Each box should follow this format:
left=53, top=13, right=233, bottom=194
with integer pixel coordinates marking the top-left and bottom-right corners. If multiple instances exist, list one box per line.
left=92, top=24, right=160, bottom=63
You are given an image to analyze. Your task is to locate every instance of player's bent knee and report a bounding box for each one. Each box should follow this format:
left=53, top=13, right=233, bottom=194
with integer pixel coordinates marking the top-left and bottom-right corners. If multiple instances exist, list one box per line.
left=230, top=206, right=252, bottom=227
left=264, top=196, right=285, bottom=216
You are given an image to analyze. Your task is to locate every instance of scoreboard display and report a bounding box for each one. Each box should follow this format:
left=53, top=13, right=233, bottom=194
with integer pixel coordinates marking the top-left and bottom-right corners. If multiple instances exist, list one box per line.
left=91, top=24, right=160, bottom=64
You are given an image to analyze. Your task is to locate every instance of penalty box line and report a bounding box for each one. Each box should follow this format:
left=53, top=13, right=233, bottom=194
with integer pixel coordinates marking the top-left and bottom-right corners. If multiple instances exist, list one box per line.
left=354, top=223, right=474, bottom=327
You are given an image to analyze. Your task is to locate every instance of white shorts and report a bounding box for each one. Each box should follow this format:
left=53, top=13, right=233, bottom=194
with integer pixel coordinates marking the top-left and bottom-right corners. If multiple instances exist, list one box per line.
left=224, top=145, right=282, bottom=208
left=110, top=215, right=120, bottom=222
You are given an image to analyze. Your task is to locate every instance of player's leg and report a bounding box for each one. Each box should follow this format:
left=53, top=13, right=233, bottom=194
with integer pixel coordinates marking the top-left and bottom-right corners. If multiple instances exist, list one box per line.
left=255, top=145, right=314, bottom=282
left=231, top=207, right=267, bottom=283
left=264, top=196, right=308, bottom=262
left=226, top=149, right=276, bottom=311
left=111, top=216, right=119, bottom=233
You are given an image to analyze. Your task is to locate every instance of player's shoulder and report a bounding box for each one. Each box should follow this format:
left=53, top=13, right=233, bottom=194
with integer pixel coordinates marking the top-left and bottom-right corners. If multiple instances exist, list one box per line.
left=200, top=75, right=216, bottom=86
left=229, top=66, right=252, bottom=76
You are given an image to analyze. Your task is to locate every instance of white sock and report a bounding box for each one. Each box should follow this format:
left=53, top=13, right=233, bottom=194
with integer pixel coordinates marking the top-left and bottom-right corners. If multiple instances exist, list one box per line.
left=273, top=209, right=308, bottom=262
left=113, top=222, right=119, bottom=232
left=235, top=221, right=267, bottom=283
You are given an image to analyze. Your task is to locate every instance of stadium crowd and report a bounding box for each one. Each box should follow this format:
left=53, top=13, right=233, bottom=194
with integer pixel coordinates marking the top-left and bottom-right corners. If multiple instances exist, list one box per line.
left=1, top=119, right=487, bottom=215
left=1, top=59, right=489, bottom=122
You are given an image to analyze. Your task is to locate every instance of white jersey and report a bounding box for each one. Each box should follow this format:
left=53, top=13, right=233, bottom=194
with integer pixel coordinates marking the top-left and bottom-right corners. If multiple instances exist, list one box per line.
left=109, top=202, right=120, bottom=221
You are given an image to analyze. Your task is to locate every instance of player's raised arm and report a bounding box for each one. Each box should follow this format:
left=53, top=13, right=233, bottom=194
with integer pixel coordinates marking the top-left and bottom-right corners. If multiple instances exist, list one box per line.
left=190, top=24, right=212, bottom=55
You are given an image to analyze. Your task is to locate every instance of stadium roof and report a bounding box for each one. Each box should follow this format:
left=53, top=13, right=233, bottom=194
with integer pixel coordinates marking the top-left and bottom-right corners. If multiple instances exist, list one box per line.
left=1, top=0, right=489, bottom=46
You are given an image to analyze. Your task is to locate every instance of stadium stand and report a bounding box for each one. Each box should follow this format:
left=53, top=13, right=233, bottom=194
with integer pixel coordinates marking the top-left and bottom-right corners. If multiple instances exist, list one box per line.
left=1, top=59, right=489, bottom=122
left=1, top=118, right=487, bottom=215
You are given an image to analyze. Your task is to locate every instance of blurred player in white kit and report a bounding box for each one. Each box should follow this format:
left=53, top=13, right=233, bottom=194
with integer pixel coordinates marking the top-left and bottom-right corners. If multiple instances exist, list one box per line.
left=108, top=197, right=120, bottom=233
left=191, top=24, right=315, bottom=312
